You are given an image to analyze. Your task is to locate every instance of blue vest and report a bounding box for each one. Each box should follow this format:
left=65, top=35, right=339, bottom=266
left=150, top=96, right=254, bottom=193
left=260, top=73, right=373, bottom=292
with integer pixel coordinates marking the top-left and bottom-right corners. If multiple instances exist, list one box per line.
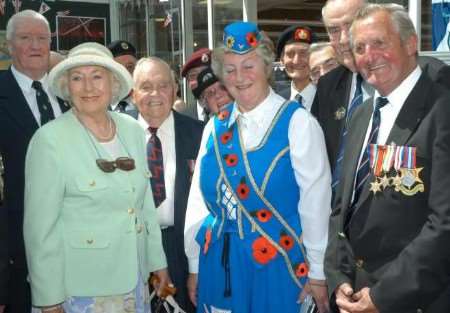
left=196, top=101, right=309, bottom=288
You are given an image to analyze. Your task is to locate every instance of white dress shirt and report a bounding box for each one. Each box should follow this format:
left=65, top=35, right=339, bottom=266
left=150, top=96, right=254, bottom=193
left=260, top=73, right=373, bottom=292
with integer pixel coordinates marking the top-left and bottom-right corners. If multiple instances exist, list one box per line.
left=138, top=111, right=177, bottom=227
left=289, top=82, right=316, bottom=112
left=185, top=88, right=332, bottom=280
left=11, top=65, right=62, bottom=125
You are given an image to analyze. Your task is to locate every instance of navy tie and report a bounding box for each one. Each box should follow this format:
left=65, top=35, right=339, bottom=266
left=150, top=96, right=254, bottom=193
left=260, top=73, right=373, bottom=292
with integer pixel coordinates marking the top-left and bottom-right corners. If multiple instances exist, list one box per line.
left=331, top=75, right=363, bottom=196
left=117, top=100, right=128, bottom=113
left=147, top=127, right=166, bottom=208
left=295, top=93, right=303, bottom=104
left=352, top=97, right=389, bottom=206
left=32, top=81, right=55, bottom=126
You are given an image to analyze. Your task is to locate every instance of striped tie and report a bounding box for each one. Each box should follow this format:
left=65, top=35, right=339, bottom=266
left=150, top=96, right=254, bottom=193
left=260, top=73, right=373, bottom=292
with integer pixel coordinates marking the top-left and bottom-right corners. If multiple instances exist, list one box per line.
left=331, top=75, right=363, bottom=197
left=352, top=97, right=389, bottom=206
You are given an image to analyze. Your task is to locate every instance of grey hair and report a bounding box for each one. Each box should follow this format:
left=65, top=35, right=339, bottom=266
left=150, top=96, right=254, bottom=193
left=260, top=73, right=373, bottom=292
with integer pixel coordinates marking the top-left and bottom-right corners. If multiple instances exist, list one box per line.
left=211, top=41, right=275, bottom=82
left=57, top=68, right=122, bottom=105
left=133, top=56, right=177, bottom=85
left=309, top=42, right=334, bottom=54
left=322, top=0, right=367, bottom=23
left=350, top=3, right=417, bottom=45
left=6, top=10, right=50, bottom=41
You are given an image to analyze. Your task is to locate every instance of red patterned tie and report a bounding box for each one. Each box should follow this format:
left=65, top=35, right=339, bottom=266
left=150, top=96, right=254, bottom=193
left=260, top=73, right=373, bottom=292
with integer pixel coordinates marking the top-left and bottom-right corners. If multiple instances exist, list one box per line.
left=147, top=127, right=166, bottom=207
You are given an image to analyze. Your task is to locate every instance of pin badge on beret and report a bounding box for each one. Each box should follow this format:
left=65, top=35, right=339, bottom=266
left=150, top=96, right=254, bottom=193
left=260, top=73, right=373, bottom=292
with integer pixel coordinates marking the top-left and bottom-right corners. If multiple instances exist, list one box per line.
left=201, top=53, right=209, bottom=63
left=121, top=42, right=129, bottom=50
left=294, top=28, right=311, bottom=42
left=223, top=21, right=262, bottom=54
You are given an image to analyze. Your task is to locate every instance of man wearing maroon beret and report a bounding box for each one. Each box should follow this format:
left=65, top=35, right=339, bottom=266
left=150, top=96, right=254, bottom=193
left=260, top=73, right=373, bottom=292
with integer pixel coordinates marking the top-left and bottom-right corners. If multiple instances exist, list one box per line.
left=181, top=48, right=211, bottom=121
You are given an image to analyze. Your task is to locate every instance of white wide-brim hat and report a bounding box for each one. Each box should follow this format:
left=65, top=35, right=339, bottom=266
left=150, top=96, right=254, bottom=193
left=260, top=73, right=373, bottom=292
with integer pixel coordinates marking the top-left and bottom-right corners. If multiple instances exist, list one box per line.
left=48, top=42, right=133, bottom=102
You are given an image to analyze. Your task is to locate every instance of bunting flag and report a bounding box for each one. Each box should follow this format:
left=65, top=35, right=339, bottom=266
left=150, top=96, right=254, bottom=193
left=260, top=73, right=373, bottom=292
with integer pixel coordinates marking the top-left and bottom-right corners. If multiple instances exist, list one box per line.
left=12, top=0, right=22, bottom=13
left=0, top=0, right=5, bottom=16
left=38, top=1, right=50, bottom=14
left=163, top=11, right=172, bottom=28
left=432, top=0, right=450, bottom=51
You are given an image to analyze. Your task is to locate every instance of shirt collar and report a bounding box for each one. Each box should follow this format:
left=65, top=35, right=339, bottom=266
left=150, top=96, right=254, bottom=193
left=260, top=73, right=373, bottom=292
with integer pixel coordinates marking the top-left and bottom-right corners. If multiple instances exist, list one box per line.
left=373, top=65, right=422, bottom=109
left=11, top=65, right=48, bottom=94
left=228, top=87, right=277, bottom=128
left=138, top=110, right=174, bottom=137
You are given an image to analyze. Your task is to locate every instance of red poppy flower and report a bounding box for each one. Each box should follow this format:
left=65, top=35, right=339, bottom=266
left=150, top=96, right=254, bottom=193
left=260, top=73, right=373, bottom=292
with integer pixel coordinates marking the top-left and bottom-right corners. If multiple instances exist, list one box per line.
left=220, top=131, right=232, bottom=144
left=224, top=154, right=238, bottom=167
left=203, top=228, right=212, bottom=254
left=295, top=262, right=308, bottom=277
left=218, top=110, right=230, bottom=120
left=255, top=208, right=272, bottom=223
left=279, top=233, right=294, bottom=251
left=236, top=177, right=250, bottom=200
left=252, top=236, right=277, bottom=264
left=246, top=32, right=258, bottom=47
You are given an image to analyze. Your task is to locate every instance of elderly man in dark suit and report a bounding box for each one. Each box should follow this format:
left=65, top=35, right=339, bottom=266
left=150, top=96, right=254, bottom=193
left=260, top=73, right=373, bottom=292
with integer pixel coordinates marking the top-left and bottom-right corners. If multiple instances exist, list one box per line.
left=325, top=4, right=450, bottom=313
left=132, top=56, right=203, bottom=313
left=0, top=10, right=69, bottom=313
left=312, top=0, right=450, bottom=199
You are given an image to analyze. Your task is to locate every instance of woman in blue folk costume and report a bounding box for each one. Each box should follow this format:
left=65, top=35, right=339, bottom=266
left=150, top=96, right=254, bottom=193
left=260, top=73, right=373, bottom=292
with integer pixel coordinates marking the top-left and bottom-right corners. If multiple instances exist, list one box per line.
left=184, top=22, right=332, bottom=313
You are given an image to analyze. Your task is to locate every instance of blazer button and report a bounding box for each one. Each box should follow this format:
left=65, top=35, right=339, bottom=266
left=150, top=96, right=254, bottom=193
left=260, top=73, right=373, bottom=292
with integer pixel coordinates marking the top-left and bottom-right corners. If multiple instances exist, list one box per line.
left=337, top=232, right=346, bottom=239
left=89, top=180, right=96, bottom=187
left=355, top=259, right=364, bottom=268
left=128, top=208, right=135, bottom=214
left=137, top=225, right=143, bottom=233
left=86, top=239, right=94, bottom=244
left=417, top=309, right=423, bottom=313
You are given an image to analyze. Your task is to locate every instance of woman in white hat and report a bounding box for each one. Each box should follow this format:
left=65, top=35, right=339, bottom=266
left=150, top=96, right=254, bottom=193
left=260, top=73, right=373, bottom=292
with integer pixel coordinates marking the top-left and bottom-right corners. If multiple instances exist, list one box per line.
left=24, top=42, right=169, bottom=313
left=184, top=22, right=331, bottom=313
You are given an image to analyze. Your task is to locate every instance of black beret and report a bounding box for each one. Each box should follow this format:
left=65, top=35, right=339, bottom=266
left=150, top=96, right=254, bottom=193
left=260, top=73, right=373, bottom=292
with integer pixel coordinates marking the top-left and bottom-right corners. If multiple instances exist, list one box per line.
left=107, top=40, right=137, bottom=58
left=192, top=67, right=218, bottom=99
left=276, top=25, right=317, bottom=58
left=181, top=48, right=211, bottom=77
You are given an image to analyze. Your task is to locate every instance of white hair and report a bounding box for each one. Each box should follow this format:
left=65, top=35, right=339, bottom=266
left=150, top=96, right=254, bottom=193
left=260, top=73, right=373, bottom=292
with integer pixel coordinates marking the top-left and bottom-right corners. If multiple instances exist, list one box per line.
left=6, top=10, right=50, bottom=40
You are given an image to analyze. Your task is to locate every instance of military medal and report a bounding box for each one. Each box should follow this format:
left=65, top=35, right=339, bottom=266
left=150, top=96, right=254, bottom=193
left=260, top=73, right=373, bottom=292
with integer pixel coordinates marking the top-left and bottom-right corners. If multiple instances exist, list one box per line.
left=397, top=146, right=424, bottom=196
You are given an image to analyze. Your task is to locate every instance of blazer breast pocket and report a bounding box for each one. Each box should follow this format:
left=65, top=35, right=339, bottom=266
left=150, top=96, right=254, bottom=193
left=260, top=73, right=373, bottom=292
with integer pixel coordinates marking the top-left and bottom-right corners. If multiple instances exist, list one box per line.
left=68, top=231, right=110, bottom=249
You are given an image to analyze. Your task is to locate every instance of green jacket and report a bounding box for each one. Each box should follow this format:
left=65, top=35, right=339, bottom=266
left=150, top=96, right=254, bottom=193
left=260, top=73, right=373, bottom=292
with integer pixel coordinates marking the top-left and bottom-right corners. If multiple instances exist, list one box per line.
left=24, top=110, right=166, bottom=306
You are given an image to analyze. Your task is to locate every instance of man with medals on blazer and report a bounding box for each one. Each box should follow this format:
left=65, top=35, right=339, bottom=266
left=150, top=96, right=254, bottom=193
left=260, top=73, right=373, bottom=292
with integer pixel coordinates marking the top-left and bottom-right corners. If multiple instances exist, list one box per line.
left=325, top=4, right=450, bottom=313
left=0, top=10, right=69, bottom=313
left=132, top=57, right=204, bottom=313
left=311, top=0, right=450, bottom=183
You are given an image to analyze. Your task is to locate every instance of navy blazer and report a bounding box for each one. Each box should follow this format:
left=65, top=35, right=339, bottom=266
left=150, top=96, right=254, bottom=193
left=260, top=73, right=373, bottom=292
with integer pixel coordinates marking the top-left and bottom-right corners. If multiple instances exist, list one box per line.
left=0, top=68, right=69, bottom=303
left=325, top=73, right=450, bottom=313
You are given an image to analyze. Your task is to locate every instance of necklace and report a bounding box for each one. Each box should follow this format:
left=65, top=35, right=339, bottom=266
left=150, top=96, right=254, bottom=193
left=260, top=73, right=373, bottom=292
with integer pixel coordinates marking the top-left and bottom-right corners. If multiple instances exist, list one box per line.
left=76, top=111, right=115, bottom=142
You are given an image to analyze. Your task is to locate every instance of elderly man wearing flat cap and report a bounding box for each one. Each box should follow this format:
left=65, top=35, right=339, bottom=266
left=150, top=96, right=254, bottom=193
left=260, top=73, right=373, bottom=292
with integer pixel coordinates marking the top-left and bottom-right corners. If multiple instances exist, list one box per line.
left=107, top=40, right=139, bottom=117
left=181, top=48, right=211, bottom=121
left=277, top=25, right=317, bottom=111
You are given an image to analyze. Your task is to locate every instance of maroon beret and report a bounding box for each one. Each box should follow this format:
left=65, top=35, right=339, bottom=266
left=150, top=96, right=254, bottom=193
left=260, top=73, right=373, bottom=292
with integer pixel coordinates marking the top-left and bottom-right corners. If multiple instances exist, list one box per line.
left=181, top=48, right=211, bottom=77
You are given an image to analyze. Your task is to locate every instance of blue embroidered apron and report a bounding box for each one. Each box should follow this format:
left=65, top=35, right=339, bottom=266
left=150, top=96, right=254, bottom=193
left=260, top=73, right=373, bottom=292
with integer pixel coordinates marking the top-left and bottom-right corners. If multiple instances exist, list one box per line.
left=195, top=101, right=309, bottom=313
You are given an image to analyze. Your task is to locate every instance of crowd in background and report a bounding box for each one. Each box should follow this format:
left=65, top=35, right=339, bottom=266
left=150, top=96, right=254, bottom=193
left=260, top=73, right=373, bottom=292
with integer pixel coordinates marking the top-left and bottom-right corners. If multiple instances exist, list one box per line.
left=1, top=0, right=450, bottom=313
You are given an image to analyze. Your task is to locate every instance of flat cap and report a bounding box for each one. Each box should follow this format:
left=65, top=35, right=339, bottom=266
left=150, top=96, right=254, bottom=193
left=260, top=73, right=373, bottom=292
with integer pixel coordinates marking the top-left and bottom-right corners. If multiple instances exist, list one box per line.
left=276, top=25, right=316, bottom=58
left=107, top=40, right=137, bottom=58
left=181, top=48, right=211, bottom=77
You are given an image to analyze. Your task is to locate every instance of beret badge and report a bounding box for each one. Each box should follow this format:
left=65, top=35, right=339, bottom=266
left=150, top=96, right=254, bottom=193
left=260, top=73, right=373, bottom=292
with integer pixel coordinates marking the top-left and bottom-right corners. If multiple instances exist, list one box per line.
left=294, top=28, right=311, bottom=42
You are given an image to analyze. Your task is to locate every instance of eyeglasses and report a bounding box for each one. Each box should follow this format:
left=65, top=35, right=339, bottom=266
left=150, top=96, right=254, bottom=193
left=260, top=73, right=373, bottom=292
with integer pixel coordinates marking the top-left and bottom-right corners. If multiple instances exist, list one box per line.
left=201, top=84, right=228, bottom=102
left=96, top=157, right=135, bottom=173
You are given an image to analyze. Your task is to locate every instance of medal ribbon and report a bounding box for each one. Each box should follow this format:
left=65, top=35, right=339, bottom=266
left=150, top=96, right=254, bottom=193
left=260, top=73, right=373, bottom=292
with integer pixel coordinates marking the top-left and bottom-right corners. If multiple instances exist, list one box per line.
left=374, top=145, right=386, bottom=177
